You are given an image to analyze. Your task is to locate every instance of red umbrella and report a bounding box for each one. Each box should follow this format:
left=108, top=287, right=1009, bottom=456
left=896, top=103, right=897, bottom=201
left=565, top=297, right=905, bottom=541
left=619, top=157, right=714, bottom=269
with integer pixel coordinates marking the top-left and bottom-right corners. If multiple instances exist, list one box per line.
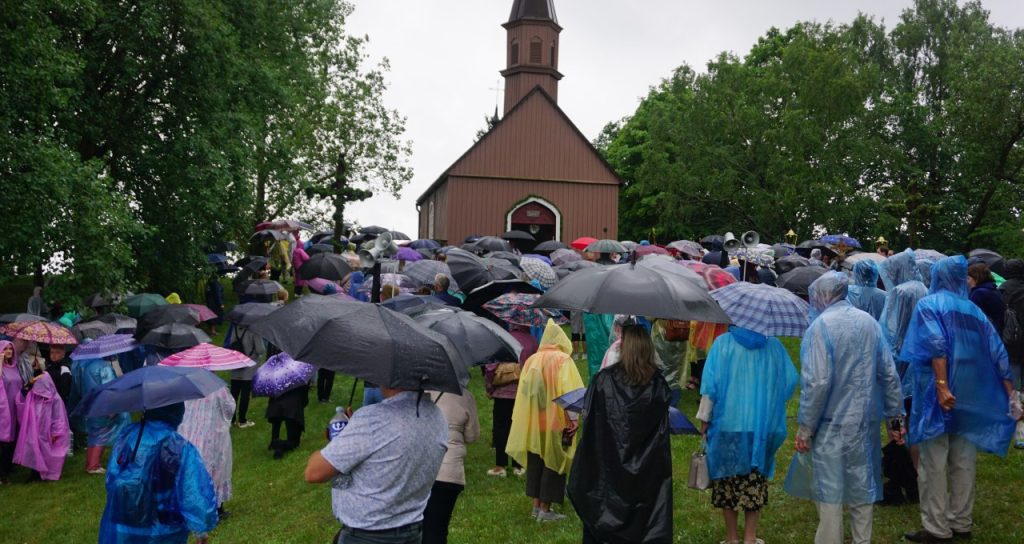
left=570, top=237, right=598, bottom=251
left=183, top=304, right=217, bottom=322
left=679, top=262, right=737, bottom=290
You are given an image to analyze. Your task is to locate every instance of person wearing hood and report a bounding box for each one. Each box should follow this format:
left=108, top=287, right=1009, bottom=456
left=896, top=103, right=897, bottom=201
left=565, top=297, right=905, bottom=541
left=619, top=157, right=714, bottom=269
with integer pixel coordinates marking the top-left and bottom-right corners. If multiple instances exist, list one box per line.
left=879, top=250, right=930, bottom=378
left=900, top=256, right=1019, bottom=543
left=808, top=249, right=825, bottom=268
left=568, top=324, right=673, bottom=543
left=702, top=240, right=730, bottom=268
left=99, top=402, right=219, bottom=544
left=506, top=319, right=585, bottom=521
left=784, top=272, right=905, bottom=544
left=999, top=258, right=1024, bottom=449
left=697, top=325, right=798, bottom=544
left=847, top=260, right=886, bottom=321
left=0, top=340, right=28, bottom=483
left=69, top=356, right=130, bottom=475
left=583, top=312, right=614, bottom=379
left=967, top=263, right=1004, bottom=333
left=13, top=371, right=71, bottom=480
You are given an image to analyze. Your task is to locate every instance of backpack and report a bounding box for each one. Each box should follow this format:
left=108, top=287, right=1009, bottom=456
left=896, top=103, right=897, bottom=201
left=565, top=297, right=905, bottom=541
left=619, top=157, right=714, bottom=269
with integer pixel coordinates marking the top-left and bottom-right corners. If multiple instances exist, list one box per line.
left=1003, top=307, right=1022, bottom=352
left=111, top=432, right=184, bottom=528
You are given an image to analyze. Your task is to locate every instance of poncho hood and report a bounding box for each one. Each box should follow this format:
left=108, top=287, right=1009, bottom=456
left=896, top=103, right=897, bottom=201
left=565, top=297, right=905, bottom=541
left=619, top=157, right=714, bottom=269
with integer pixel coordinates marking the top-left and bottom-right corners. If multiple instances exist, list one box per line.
left=929, top=256, right=969, bottom=299
left=0, top=340, right=16, bottom=367
left=29, top=373, right=58, bottom=400
left=808, top=272, right=850, bottom=319
left=852, top=260, right=879, bottom=287
left=880, top=249, right=921, bottom=290
left=540, top=318, right=572, bottom=356
left=730, top=326, right=768, bottom=349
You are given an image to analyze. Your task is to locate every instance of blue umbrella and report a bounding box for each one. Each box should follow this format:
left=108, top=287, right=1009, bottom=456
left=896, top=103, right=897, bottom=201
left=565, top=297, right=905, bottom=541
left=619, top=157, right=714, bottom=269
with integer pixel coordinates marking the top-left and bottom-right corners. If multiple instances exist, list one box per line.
left=820, top=234, right=861, bottom=249
left=669, top=407, right=700, bottom=435
left=554, top=387, right=586, bottom=413
left=74, top=365, right=225, bottom=417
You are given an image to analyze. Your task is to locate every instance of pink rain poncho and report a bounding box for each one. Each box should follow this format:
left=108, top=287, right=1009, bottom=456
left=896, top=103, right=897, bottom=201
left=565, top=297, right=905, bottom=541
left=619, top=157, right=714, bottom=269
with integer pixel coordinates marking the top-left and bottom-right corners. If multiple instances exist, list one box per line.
left=1, top=340, right=24, bottom=442
left=14, top=372, right=71, bottom=480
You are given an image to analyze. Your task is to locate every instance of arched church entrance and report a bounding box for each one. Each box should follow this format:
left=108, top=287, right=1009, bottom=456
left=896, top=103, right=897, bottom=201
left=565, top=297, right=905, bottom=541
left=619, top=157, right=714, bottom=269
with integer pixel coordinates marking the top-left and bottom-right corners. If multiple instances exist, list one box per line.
left=506, top=197, right=560, bottom=242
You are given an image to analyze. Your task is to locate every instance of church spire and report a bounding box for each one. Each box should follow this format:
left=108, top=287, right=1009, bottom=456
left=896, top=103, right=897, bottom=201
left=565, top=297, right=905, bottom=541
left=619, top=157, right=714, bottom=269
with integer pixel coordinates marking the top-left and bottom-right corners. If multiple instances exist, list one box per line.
left=501, top=0, right=563, bottom=114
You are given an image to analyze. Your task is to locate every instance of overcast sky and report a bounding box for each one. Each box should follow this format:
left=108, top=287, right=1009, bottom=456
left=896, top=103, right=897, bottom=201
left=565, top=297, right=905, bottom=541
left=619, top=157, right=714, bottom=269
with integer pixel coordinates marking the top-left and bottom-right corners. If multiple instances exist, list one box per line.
left=342, top=0, right=1024, bottom=237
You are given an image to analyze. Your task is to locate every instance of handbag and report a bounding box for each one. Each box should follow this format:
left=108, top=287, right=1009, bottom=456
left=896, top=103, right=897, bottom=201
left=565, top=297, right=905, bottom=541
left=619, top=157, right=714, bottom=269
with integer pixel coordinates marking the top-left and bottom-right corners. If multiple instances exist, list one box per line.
left=687, top=442, right=710, bottom=490
left=663, top=320, right=690, bottom=342
left=491, top=362, right=521, bottom=387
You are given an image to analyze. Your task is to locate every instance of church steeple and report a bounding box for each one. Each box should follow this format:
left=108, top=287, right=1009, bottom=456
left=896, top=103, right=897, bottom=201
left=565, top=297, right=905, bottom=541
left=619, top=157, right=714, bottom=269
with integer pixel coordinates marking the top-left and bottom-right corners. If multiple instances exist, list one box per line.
left=501, top=0, right=563, bottom=114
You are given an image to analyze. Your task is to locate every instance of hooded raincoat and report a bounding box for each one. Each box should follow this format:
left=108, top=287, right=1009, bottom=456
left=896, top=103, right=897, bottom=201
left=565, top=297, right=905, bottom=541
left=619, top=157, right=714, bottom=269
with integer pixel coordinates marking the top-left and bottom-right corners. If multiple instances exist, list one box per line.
left=583, top=313, right=614, bottom=378
left=879, top=248, right=922, bottom=291
left=899, top=256, right=1014, bottom=454
left=69, top=358, right=130, bottom=446
left=879, top=252, right=929, bottom=391
left=847, top=260, right=887, bottom=320
left=568, top=364, right=673, bottom=543
left=99, top=404, right=218, bottom=544
left=784, top=272, right=904, bottom=504
left=13, top=373, right=70, bottom=480
left=0, top=340, right=23, bottom=442
left=177, top=388, right=236, bottom=505
left=506, top=320, right=585, bottom=474
left=702, top=327, right=798, bottom=480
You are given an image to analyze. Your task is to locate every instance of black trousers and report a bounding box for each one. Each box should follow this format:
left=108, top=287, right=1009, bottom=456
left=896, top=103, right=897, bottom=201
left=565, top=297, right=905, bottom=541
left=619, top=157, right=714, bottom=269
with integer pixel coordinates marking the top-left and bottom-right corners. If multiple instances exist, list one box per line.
left=582, top=524, right=605, bottom=544
left=0, top=441, right=14, bottom=478
left=317, top=368, right=336, bottom=402
left=230, top=379, right=252, bottom=423
left=421, top=481, right=464, bottom=544
left=270, top=420, right=303, bottom=452
left=492, top=398, right=520, bottom=468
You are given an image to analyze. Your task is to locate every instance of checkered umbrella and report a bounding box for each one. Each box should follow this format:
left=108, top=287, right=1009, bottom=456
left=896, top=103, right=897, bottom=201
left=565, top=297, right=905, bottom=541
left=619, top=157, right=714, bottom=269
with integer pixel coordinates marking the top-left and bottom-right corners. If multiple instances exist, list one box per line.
left=520, top=257, right=558, bottom=290
left=483, top=293, right=567, bottom=328
left=1, top=320, right=77, bottom=345
left=710, top=282, right=810, bottom=337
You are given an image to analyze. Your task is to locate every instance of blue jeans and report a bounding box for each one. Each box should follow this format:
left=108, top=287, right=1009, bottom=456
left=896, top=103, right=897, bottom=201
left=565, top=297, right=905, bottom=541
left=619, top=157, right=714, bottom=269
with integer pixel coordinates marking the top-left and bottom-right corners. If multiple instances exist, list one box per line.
left=335, top=523, right=422, bottom=544
left=363, top=386, right=384, bottom=407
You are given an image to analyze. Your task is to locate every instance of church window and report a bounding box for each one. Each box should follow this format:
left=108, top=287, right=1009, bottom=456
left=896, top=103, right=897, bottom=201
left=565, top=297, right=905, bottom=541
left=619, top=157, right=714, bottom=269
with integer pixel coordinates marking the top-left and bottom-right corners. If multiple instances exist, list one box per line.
left=529, top=37, right=542, bottom=64
left=550, top=41, right=557, bottom=67
left=510, top=40, right=519, bottom=65
left=428, top=201, right=435, bottom=239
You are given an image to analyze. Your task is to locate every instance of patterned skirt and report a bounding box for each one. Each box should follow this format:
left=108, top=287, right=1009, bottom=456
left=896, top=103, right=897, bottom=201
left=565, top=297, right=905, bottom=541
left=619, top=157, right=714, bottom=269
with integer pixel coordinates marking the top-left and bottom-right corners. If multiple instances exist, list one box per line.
left=711, top=471, right=768, bottom=511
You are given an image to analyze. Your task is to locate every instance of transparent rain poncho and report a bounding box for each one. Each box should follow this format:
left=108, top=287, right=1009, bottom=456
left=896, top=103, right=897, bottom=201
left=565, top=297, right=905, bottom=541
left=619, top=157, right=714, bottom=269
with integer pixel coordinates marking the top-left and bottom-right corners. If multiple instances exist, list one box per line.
left=847, top=260, right=887, bottom=320
left=785, top=272, right=904, bottom=505
left=899, top=256, right=1015, bottom=454
left=878, top=248, right=922, bottom=291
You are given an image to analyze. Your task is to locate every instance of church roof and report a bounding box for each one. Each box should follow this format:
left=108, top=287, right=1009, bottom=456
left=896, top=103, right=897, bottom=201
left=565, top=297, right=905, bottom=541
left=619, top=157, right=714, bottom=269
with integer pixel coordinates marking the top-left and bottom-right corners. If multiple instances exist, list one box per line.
left=508, top=0, right=558, bottom=25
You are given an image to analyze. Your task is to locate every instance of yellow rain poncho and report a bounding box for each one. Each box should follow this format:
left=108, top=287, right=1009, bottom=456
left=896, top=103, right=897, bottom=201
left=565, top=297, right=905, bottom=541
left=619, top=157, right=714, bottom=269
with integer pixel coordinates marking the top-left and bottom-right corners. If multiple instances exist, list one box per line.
left=506, top=320, right=585, bottom=474
left=165, top=293, right=182, bottom=304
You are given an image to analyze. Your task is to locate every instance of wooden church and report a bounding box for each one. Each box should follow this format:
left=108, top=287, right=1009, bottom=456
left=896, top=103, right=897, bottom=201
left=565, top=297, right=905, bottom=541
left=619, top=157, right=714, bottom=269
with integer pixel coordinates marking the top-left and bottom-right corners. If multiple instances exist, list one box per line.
left=416, top=0, right=621, bottom=244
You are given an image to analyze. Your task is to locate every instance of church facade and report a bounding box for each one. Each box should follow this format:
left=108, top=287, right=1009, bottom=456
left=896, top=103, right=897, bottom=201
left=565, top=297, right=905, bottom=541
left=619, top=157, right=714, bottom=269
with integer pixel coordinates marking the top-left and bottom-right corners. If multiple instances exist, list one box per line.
left=416, top=0, right=621, bottom=244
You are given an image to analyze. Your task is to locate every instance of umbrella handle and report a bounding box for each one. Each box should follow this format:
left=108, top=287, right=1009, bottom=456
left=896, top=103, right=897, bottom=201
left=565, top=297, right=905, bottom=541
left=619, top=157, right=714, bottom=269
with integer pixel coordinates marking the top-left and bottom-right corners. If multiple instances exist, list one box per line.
left=130, top=418, right=147, bottom=464
left=346, top=378, right=360, bottom=408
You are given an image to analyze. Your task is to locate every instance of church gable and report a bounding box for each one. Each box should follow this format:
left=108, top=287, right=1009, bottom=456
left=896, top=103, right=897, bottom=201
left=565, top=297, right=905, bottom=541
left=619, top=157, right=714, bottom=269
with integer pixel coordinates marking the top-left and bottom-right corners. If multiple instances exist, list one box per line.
left=447, top=87, right=621, bottom=185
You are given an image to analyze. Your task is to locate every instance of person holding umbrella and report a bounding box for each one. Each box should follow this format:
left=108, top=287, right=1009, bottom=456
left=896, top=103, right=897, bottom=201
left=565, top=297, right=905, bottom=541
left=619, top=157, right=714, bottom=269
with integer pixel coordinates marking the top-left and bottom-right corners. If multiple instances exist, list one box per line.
left=69, top=356, right=130, bottom=475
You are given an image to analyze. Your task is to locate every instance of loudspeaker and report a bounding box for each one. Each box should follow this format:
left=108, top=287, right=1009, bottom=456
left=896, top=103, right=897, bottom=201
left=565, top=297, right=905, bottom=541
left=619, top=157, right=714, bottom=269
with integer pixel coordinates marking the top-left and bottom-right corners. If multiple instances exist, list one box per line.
left=741, top=231, right=760, bottom=248
left=357, top=232, right=398, bottom=268
left=723, top=232, right=740, bottom=252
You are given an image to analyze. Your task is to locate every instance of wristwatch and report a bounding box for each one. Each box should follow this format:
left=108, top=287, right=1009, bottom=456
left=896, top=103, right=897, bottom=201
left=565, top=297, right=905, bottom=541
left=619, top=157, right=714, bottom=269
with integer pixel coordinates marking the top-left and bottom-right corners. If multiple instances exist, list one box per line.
left=935, top=379, right=947, bottom=385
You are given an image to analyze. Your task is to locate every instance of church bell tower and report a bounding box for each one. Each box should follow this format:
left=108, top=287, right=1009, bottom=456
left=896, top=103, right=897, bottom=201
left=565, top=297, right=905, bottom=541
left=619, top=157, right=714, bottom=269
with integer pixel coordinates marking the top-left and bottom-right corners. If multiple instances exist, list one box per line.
left=501, top=0, right=563, bottom=115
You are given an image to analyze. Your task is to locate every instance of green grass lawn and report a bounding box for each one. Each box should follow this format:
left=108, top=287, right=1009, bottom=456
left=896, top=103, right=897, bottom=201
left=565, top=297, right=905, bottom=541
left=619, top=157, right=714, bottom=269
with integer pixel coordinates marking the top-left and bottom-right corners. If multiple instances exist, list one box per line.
left=3, top=329, right=1024, bottom=543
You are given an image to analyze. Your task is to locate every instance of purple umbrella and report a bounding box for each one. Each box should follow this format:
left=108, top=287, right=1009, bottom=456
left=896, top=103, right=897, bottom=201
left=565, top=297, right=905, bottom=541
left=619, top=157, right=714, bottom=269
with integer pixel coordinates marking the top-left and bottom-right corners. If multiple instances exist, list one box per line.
left=396, top=246, right=424, bottom=262
left=252, top=353, right=316, bottom=398
left=70, top=334, right=139, bottom=360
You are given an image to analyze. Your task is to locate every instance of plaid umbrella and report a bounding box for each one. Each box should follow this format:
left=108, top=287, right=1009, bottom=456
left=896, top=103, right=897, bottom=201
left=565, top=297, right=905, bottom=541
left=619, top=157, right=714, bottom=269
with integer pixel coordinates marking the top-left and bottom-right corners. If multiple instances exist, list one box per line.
left=679, top=262, right=737, bottom=290
left=483, top=293, right=567, bottom=328
left=710, top=282, right=810, bottom=337
left=158, top=343, right=255, bottom=371
left=733, top=247, right=775, bottom=267
left=1, top=321, right=77, bottom=345
left=71, top=334, right=138, bottom=360
left=520, top=257, right=558, bottom=290
left=914, top=249, right=946, bottom=262
left=183, top=304, right=217, bottom=322
left=550, top=248, right=582, bottom=266
left=404, top=260, right=459, bottom=291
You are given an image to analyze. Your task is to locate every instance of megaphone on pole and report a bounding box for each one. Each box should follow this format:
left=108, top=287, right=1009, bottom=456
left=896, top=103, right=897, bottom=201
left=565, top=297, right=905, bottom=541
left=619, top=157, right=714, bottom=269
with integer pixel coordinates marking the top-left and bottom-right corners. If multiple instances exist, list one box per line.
left=723, top=232, right=740, bottom=253
left=358, top=232, right=398, bottom=269
left=741, top=231, right=759, bottom=248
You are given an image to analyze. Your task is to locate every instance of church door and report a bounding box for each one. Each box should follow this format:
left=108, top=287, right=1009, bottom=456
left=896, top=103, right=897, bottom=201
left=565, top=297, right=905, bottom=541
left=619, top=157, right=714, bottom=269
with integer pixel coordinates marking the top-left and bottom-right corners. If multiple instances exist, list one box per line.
left=507, top=199, right=559, bottom=243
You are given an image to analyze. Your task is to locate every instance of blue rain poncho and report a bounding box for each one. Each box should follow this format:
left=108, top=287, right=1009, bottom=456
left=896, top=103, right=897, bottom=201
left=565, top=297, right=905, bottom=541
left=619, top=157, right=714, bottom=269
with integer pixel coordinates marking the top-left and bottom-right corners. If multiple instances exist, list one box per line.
left=701, top=326, right=797, bottom=480
left=99, top=404, right=218, bottom=544
left=583, top=313, right=614, bottom=379
left=784, top=272, right=904, bottom=505
left=847, top=260, right=887, bottom=320
left=878, top=248, right=922, bottom=291
left=69, top=358, right=129, bottom=446
left=916, top=259, right=934, bottom=289
left=899, top=256, right=1014, bottom=455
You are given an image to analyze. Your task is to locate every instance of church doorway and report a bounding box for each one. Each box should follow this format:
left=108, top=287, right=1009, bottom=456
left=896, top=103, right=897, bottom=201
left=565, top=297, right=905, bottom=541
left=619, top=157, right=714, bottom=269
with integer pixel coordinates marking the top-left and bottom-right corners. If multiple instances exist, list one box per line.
left=507, top=197, right=559, bottom=243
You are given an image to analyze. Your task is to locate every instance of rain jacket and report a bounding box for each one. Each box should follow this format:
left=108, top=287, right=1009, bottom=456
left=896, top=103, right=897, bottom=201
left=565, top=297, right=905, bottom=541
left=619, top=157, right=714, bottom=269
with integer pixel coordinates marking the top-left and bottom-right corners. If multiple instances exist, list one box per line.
left=900, top=256, right=1014, bottom=454
left=999, top=259, right=1024, bottom=358
left=568, top=364, right=672, bottom=544
left=847, top=260, right=886, bottom=320
left=178, top=388, right=236, bottom=505
left=651, top=320, right=687, bottom=391
left=292, top=246, right=311, bottom=288
left=785, top=272, right=904, bottom=505
left=506, top=320, right=585, bottom=474
left=13, top=373, right=70, bottom=480
left=702, top=327, right=798, bottom=480
left=969, top=281, right=1005, bottom=333
left=69, top=358, right=129, bottom=446
left=99, top=407, right=218, bottom=544
left=879, top=253, right=929, bottom=392
left=583, top=313, right=614, bottom=379
left=879, top=248, right=922, bottom=291
left=1, top=340, right=23, bottom=442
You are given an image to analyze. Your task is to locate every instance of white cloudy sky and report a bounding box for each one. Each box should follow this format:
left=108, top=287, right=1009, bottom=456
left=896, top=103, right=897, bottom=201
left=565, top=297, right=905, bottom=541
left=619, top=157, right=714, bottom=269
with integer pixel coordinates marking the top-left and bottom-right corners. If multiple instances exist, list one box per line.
left=343, top=0, right=1024, bottom=237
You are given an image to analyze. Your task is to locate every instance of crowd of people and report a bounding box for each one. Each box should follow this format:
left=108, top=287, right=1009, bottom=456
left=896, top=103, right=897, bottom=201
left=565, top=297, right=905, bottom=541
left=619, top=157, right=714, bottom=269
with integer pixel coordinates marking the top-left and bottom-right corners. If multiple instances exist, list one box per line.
left=1, top=227, right=1022, bottom=544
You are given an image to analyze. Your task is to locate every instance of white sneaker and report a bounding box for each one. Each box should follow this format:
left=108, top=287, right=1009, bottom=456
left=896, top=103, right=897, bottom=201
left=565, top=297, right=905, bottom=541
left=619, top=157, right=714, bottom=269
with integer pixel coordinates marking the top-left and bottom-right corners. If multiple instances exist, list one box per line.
left=486, top=467, right=507, bottom=477
left=512, top=467, right=526, bottom=477
left=236, top=421, right=256, bottom=429
left=536, top=510, right=566, bottom=522
left=86, top=467, right=106, bottom=475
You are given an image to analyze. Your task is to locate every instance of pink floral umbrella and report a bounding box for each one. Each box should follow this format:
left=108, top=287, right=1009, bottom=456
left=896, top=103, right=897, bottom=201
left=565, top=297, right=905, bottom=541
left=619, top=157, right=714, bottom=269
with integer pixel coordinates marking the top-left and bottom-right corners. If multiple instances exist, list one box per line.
left=1, top=321, right=77, bottom=345
left=183, top=304, right=217, bottom=322
left=158, top=343, right=255, bottom=371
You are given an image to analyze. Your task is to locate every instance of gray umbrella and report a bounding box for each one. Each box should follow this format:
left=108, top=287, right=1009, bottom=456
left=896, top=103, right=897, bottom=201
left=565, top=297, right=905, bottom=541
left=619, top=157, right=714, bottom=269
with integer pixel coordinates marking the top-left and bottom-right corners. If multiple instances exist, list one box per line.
left=414, top=309, right=522, bottom=367
left=248, top=295, right=463, bottom=393
left=0, top=313, right=45, bottom=324
left=244, top=279, right=284, bottom=296
left=134, top=305, right=200, bottom=341
left=554, top=259, right=599, bottom=279
left=446, top=248, right=521, bottom=293
left=225, top=303, right=279, bottom=327
left=308, top=243, right=335, bottom=255
left=140, top=323, right=211, bottom=350
left=533, top=263, right=731, bottom=323
left=360, top=225, right=389, bottom=235
left=485, top=251, right=521, bottom=267
left=775, top=255, right=811, bottom=275
left=585, top=239, right=627, bottom=254
left=534, top=240, right=568, bottom=252
left=404, top=260, right=460, bottom=291
left=380, top=294, right=459, bottom=317
left=776, top=266, right=827, bottom=297
left=298, top=253, right=353, bottom=281
left=500, top=230, right=535, bottom=242
left=468, top=236, right=511, bottom=254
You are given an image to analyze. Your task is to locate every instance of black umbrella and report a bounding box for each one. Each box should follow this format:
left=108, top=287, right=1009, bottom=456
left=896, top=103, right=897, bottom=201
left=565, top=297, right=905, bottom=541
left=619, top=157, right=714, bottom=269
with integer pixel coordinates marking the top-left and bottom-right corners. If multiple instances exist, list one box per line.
left=139, top=323, right=211, bottom=350
left=469, top=236, right=511, bottom=254
left=134, top=305, right=200, bottom=341
left=380, top=294, right=458, bottom=317
left=775, top=255, right=811, bottom=275
left=463, top=280, right=541, bottom=312
left=244, top=279, right=284, bottom=297
left=413, top=309, right=521, bottom=366
left=298, top=253, right=353, bottom=281
left=310, top=230, right=334, bottom=244
left=350, top=233, right=376, bottom=245
left=446, top=248, right=521, bottom=293
left=250, top=229, right=290, bottom=242
left=388, top=231, right=411, bottom=241
left=90, top=313, right=137, bottom=331
left=360, top=225, right=389, bottom=235
left=533, top=263, right=731, bottom=323
left=554, top=260, right=599, bottom=279
left=795, top=240, right=837, bottom=259
left=225, top=303, right=279, bottom=327
left=307, top=243, right=335, bottom=255
left=74, top=320, right=117, bottom=340
left=777, top=266, right=827, bottom=297
left=484, top=251, right=521, bottom=267
left=248, top=295, right=463, bottom=393
left=83, top=293, right=110, bottom=308
left=501, top=230, right=535, bottom=242
left=534, top=240, right=568, bottom=252
left=968, top=249, right=1005, bottom=275
left=700, top=235, right=725, bottom=248
left=464, top=235, right=482, bottom=244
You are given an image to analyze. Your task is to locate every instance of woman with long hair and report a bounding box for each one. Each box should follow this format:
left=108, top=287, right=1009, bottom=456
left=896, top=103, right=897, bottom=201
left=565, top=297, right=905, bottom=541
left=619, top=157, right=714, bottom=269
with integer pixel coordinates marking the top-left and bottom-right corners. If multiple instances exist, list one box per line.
left=569, top=324, right=673, bottom=543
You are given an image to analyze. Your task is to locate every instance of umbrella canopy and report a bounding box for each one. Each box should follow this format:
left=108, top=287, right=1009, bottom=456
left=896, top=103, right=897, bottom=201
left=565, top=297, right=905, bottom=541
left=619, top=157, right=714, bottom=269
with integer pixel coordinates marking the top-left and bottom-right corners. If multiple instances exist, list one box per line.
left=206, top=253, right=230, bottom=265
left=534, top=240, right=568, bottom=252
left=134, top=305, right=200, bottom=341
left=250, top=229, right=290, bottom=242
left=969, top=248, right=1005, bottom=274
left=770, top=243, right=795, bottom=259
left=700, top=235, right=725, bottom=248
left=532, top=263, right=731, bottom=323
left=501, top=230, right=535, bottom=242
left=308, top=243, right=335, bottom=255
left=235, top=255, right=269, bottom=271
left=380, top=294, right=457, bottom=316
left=463, top=280, right=541, bottom=311
left=914, top=249, right=946, bottom=262
left=252, top=353, right=316, bottom=398
left=484, top=251, right=521, bottom=267
left=554, top=259, right=599, bottom=279
left=73, top=320, right=116, bottom=340
left=0, top=313, right=45, bottom=324
left=225, top=303, right=279, bottom=327
left=679, top=262, right=737, bottom=290
left=710, top=282, right=810, bottom=337
left=468, top=236, right=511, bottom=253
left=74, top=366, right=225, bottom=417
left=554, top=388, right=586, bottom=413
left=523, top=253, right=552, bottom=265
left=571, top=237, right=598, bottom=251
left=298, top=253, right=353, bottom=281
left=446, top=248, right=521, bottom=293
left=841, top=252, right=886, bottom=271
left=413, top=309, right=522, bottom=366
left=775, top=254, right=811, bottom=275
left=620, top=241, right=638, bottom=251
left=249, top=296, right=463, bottom=393
left=360, top=225, right=389, bottom=235
left=520, top=257, right=558, bottom=289
left=306, top=278, right=340, bottom=294
left=404, top=260, right=459, bottom=291
left=125, top=293, right=169, bottom=318
left=820, top=234, right=861, bottom=249
left=585, top=239, right=627, bottom=254
left=669, top=407, right=701, bottom=435
left=635, top=245, right=669, bottom=256
left=409, top=239, right=441, bottom=250
left=388, top=231, right=411, bottom=241
left=636, top=255, right=707, bottom=290
left=776, top=266, right=827, bottom=297
left=668, top=240, right=703, bottom=258
left=83, top=293, right=110, bottom=308
left=1, top=321, right=77, bottom=345
left=550, top=248, right=582, bottom=266
left=92, top=313, right=137, bottom=330
left=139, top=324, right=211, bottom=350
left=270, top=219, right=313, bottom=231
left=158, top=343, right=255, bottom=371
left=183, top=304, right=217, bottom=322
left=244, top=279, right=284, bottom=296
left=71, top=334, right=138, bottom=360
left=395, top=246, right=424, bottom=262
left=483, top=292, right=568, bottom=328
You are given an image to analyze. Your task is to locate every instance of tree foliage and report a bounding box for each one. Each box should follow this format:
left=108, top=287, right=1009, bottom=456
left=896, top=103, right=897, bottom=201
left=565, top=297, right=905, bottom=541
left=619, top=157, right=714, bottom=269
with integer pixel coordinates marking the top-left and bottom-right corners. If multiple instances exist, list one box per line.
left=604, top=0, right=1024, bottom=254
